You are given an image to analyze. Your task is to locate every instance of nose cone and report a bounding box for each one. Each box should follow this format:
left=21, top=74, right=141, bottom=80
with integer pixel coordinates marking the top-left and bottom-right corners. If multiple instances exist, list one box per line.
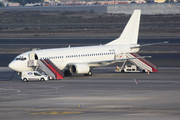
left=9, top=60, right=31, bottom=72
left=8, top=61, right=18, bottom=72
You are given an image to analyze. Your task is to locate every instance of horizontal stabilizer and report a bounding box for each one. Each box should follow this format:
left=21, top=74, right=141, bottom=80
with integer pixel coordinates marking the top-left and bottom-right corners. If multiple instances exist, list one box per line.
left=131, top=41, right=169, bottom=49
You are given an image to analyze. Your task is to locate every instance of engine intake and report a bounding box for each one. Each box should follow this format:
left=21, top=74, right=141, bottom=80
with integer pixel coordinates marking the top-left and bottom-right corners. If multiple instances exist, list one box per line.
left=69, top=64, right=90, bottom=74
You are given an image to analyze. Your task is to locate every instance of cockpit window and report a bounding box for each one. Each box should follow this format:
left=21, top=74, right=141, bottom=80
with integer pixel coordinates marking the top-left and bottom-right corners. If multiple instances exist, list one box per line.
left=15, top=57, right=26, bottom=61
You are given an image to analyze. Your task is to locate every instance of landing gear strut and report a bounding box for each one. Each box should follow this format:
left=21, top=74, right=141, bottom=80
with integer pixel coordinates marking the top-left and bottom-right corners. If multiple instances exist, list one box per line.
left=64, top=70, right=72, bottom=77
left=84, top=70, right=92, bottom=76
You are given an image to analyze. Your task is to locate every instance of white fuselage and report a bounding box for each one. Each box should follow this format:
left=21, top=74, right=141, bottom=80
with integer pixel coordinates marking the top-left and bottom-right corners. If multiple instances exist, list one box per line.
left=8, top=44, right=139, bottom=72
left=8, top=9, right=142, bottom=74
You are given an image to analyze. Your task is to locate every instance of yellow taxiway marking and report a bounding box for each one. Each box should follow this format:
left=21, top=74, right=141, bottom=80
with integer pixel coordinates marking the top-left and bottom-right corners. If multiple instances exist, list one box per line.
left=31, top=111, right=82, bottom=115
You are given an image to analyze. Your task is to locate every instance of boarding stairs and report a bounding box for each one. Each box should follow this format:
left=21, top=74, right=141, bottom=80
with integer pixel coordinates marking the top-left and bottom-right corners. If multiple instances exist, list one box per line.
left=37, top=59, right=64, bottom=80
left=126, top=53, right=158, bottom=72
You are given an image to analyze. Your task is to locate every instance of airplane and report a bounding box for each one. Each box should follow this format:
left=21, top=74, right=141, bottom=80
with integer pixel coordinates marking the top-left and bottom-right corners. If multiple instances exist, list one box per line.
left=8, top=9, right=168, bottom=77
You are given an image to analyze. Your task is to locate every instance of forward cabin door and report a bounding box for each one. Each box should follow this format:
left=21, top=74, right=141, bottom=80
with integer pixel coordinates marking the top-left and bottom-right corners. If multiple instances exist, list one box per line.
left=28, top=53, right=39, bottom=67
left=29, top=53, right=38, bottom=60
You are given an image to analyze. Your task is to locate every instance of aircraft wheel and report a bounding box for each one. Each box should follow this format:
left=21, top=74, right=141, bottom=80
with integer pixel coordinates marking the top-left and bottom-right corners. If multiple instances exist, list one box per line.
left=121, top=70, right=124, bottom=73
left=88, top=71, right=92, bottom=76
left=142, top=69, right=145, bottom=73
left=84, top=70, right=92, bottom=76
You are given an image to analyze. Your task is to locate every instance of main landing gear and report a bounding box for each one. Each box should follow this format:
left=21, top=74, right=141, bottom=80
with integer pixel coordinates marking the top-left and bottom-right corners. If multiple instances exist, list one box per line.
left=64, top=70, right=72, bottom=77
left=64, top=70, right=92, bottom=77
left=84, top=70, right=92, bottom=76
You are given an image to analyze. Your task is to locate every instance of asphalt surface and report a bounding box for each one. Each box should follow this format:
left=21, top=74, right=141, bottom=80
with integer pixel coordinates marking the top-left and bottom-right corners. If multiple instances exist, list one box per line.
left=0, top=38, right=180, bottom=120
left=0, top=67, right=180, bottom=120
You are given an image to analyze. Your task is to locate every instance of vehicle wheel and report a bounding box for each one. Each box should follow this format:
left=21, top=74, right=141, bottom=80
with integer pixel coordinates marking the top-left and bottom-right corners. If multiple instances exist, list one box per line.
left=23, top=78, right=28, bottom=82
left=41, top=78, right=45, bottom=81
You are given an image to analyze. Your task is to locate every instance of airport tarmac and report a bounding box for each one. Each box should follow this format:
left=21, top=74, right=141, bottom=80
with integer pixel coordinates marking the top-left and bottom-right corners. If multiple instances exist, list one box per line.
left=0, top=38, right=180, bottom=119
left=0, top=67, right=180, bottom=120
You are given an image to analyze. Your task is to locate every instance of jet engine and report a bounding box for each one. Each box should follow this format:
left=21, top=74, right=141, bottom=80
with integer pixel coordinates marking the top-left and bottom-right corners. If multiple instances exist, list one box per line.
left=69, top=64, right=90, bottom=74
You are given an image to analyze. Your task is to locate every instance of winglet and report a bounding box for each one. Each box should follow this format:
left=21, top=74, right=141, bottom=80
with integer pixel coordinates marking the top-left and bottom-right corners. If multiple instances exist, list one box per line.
left=106, top=9, right=141, bottom=45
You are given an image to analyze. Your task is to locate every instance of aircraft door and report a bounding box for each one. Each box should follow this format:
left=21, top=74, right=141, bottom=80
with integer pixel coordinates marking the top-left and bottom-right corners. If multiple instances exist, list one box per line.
left=28, top=53, right=38, bottom=67
left=114, top=47, right=123, bottom=60
left=119, top=47, right=123, bottom=54
left=29, top=53, right=38, bottom=60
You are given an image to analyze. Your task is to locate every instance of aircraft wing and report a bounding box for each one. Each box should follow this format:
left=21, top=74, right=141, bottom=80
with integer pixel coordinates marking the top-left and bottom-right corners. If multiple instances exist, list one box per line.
left=87, top=56, right=151, bottom=66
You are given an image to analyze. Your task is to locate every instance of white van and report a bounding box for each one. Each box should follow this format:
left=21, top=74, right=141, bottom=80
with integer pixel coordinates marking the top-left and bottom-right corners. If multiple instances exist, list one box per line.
left=21, top=71, right=49, bottom=82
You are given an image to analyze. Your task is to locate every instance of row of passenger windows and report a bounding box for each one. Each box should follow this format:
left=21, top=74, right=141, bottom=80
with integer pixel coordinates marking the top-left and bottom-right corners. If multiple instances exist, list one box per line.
left=41, top=56, right=63, bottom=60
left=40, top=52, right=116, bottom=60
left=66, top=52, right=116, bottom=58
